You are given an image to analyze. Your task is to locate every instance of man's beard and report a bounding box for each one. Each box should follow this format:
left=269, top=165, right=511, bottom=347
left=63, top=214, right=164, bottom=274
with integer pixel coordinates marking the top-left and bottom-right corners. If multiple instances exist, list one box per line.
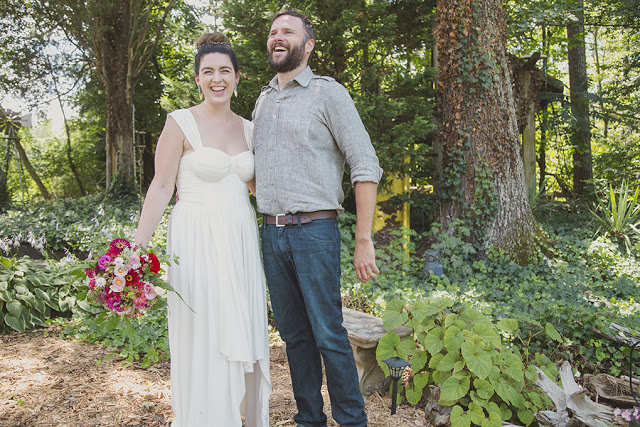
left=268, top=41, right=306, bottom=73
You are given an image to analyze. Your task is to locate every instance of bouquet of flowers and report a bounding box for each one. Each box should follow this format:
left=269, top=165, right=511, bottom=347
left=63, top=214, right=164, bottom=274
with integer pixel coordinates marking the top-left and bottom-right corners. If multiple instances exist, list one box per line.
left=84, top=238, right=171, bottom=317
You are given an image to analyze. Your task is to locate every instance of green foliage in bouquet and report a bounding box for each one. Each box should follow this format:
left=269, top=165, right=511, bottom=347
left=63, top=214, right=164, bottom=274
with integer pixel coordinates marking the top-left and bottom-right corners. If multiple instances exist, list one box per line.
left=376, top=297, right=558, bottom=426
left=0, top=256, right=86, bottom=333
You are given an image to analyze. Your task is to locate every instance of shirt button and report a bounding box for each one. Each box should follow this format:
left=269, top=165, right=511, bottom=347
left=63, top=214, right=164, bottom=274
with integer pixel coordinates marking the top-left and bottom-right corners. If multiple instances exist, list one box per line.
left=276, top=100, right=280, bottom=103
left=273, top=115, right=277, bottom=119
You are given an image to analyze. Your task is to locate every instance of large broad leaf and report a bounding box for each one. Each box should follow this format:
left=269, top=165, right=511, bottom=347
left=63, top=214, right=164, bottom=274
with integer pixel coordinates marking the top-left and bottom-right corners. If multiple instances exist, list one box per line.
left=493, top=381, right=521, bottom=406
left=410, top=349, right=428, bottom=372
left=4, top=313, right=25, bottom=333
left=437, top=350, right=460, bottom=372
left=6, top=300, right=23, bottom=318
left=499, top=403, right=513, bottom=421
left=474, top=323, right=501, bottom=348
left=450, top=405, right=471, bottom=427
left=382, top=299, right=409, bottom=331
left=406, top=372, right=430, bottom=405
left=469, top=390, right=488, bottom=408
left=376, top=332, right=401, bottom=375
left=444, top=325, right=465, bottom=352
left=34, top=288, right=57, bottom=310
left=14, top=283, right=29, bottom=294
left=0, top=281, right=8, bottom=292
left=33, top=298, right=46, bottom=315
left=474, top=378, right=494, bottom=400
left=503, top=354, right=525, bottom=383
left=422, top=326, right=445, bottom=355
left=461, top=308, right=490, bottom=326
left=444, top=312, right=458, bottom=329
left=410, top=299, right=429, bottom=324
left=480, top=411, right=502, bottom=427
left=545, top=322, right=562, bottom=342
left=461, top=341, right=492, bottom=379
left=468, top=402, right=485, bottom=425
left=518, top=408, right=534, bottom=425
left=432, top=367, right=452, bottom=385
left=440, top=372, right=470, bottom=402
left=496, top=318, right=518, bottom=333
left=398, top=337, right=417, bottom=358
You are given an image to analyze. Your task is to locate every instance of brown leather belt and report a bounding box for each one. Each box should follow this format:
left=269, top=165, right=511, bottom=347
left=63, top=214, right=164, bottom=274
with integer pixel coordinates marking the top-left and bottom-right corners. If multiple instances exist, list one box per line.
left=264, top=210, right=337, bottom=227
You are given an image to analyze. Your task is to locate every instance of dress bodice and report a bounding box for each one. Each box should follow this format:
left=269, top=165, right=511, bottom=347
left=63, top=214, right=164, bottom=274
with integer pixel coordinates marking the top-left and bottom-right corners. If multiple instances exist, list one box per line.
left=168, top=109, right=254, bottom=204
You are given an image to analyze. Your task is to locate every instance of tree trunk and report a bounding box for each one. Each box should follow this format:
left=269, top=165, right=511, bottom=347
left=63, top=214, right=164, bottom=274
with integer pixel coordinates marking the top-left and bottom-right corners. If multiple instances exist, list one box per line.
left=567, top=0, right=593, bottom=197
left=99, top=0, right=135, bottom=189
left=433, top=0, right=537, bottom=263
left=11, top=133, right=52, bottom=200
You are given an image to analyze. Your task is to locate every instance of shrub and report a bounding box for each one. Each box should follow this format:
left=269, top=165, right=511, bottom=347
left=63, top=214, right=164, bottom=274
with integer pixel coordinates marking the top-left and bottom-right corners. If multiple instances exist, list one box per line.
left=376, top=297, right=558, bottom=426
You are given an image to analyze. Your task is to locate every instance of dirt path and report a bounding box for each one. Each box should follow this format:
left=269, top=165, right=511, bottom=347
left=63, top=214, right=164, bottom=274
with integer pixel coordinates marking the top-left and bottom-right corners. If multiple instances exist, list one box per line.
left=0, top=328, right=425, bottom=426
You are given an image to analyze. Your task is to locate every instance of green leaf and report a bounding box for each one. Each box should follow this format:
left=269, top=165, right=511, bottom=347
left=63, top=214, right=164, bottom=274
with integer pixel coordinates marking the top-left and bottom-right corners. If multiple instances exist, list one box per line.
left=499, top=403, right=512, bottom=421
left=432, top=368, right=451, bottom=385
left=480, top=411, right=502, bottom=427
left=440, top=373, right=470, bottom=402
left=545, top=322, right=562, bottom=342
left=409, top=349, right=428, bottom=372
left=6, top=300, right=23, bottom=318
left=0, top=281, right=8, bottom=292
left=496, top=318, right=518, bottom=333
left=410, top=299, right=429, bottom=324
left=406, top=372, right=429, bottom=405
left=474, top=378, right=494, bottom=400
left=14, top=283, right=29, bottom=294
left=474, top=323, right=501, bottom=348
left=469, top=390, right=488, bottom=408
left=494, top=381, right=521, bottom=406
left=461, top=341, right=492, bottom=379
left=453, top=360, right=465, bottom=373
left=4, top=313, right=25, bottom=333
left=450, top=405, right=470, bottom=427
left=468, top=402, right=485, bottom=425
left=423, top=326, right=445, bottom=355
left=437, top=350, right=460, bottom=372
left=376, top=333, right=401, bottom=375
left=518, top=408, right=534, bottom=425
left=444, top=312, right=458, bottom=329
left=382, top=299, right=408, bottom=331
left=444, top=325, right=465, bottom=352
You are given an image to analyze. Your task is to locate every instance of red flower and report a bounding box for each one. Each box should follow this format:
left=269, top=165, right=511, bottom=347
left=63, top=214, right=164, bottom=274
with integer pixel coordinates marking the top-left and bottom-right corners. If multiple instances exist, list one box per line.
left=125, top=270, right=140, bottom=285
left=109, top=238, right=131, bottom=255
left=147, top=252, right=160, bottom=274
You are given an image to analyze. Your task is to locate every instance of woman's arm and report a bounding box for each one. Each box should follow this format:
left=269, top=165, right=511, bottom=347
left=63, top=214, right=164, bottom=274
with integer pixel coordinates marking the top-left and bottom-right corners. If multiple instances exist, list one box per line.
left=134, top=116, right=184, bottom=247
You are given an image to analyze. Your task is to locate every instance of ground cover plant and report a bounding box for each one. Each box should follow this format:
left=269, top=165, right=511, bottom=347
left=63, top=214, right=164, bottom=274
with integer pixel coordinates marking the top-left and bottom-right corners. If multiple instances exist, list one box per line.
left=1, top=196, right=639, bottom=420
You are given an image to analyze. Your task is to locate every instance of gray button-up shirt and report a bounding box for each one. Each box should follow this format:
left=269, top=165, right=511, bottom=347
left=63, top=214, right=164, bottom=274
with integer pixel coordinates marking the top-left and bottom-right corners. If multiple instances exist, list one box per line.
left=252, top=66, right=383, bottom=215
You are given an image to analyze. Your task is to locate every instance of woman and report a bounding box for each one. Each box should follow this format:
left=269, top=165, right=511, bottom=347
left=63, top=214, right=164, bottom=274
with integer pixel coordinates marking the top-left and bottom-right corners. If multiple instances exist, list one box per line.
left=134, top=32, right=271, bottom=426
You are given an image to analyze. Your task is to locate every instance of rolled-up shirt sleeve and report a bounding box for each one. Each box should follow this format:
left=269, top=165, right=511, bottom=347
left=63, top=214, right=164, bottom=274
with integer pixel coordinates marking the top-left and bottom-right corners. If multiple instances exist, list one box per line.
left=322, top=84, right=383, bottom=185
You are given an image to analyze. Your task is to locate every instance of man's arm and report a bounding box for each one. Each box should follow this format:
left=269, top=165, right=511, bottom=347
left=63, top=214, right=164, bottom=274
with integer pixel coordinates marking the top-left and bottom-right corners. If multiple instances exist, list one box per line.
left=354, top=181, right=380, bottom=283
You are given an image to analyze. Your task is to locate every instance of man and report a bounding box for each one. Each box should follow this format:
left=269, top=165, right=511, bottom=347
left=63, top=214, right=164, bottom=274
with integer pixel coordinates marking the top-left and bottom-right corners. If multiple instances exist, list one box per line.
left=253, top=10, right=382, bottom=427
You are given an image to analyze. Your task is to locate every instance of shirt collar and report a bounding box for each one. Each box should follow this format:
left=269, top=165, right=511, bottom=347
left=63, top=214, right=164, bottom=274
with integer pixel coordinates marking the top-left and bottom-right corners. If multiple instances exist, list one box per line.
left=268, top=66, right=314, bottom=90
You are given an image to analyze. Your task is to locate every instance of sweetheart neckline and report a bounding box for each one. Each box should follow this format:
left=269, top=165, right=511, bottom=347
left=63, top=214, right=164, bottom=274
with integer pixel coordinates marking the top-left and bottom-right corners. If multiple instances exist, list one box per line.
left=181, top=146, right=253, bottom=160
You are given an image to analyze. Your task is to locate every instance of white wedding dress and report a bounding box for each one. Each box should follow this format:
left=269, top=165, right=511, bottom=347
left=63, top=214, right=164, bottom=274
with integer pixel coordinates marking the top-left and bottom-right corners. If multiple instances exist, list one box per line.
left=165, top=109, right=271, bottom=426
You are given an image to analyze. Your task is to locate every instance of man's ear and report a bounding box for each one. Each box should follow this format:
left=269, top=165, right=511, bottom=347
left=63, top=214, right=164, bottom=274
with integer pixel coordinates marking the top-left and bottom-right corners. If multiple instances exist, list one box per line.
left=305, top=38, right=315, bottom=55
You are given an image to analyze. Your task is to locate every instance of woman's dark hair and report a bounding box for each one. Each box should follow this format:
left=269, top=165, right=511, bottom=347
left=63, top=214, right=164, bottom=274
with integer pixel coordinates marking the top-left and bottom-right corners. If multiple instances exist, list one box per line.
left=194, top=32, right=239, bottom=74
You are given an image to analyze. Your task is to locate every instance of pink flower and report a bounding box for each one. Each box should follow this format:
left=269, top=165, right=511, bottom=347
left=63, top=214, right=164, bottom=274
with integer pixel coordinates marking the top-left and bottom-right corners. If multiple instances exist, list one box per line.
left=97, top=255, right=112, bottom=270
left=143, top=282, right=157, bottom=300
left=129, top=254, right=141, bottom=268
left=133, top=287, right=147, bottom=307
left=88, top=278, right=96, bottom=290
left=110, top=276, right=126, bottom=292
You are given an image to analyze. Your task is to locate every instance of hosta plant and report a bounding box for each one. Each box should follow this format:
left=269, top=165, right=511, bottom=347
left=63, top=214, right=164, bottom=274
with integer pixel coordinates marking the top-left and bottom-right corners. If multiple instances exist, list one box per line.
left=0, top=256, right=86, bottom=333
left=376, top=297, right=558, bottom=426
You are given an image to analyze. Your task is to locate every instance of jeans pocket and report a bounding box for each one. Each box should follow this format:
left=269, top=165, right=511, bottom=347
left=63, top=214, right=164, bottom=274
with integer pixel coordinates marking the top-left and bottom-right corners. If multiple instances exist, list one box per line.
left=299, top=220, right=339, bottom=243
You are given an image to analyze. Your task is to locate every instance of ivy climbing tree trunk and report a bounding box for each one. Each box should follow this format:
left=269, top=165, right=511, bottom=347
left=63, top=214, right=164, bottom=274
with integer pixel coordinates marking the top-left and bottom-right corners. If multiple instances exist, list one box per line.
left=567, top=0, right=593, bottom=197
left=433, top=0, right=537, bottom=263
left=43, top=0, right=176, bottom=189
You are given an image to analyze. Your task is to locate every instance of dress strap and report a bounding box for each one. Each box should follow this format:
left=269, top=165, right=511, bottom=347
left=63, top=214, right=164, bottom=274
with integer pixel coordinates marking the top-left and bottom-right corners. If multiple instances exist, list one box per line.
left=242, top=118, right=255, bottom=153
left=168, top=109, right=204, bottom=150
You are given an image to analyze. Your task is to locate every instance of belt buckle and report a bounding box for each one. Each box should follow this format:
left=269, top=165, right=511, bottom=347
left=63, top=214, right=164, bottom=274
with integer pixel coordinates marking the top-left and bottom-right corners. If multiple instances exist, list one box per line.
left=275, top=213, right=287, bottom=227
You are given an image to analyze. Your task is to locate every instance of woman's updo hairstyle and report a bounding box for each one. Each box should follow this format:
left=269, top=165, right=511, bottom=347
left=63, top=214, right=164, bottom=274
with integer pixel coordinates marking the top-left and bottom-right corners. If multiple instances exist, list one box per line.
left=194, top=32, right=239, bottom=74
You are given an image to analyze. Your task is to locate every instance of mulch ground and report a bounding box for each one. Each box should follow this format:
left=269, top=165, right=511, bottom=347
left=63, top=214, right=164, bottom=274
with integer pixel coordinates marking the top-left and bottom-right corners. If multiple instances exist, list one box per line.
left=0, top=327, right=426, bottom=426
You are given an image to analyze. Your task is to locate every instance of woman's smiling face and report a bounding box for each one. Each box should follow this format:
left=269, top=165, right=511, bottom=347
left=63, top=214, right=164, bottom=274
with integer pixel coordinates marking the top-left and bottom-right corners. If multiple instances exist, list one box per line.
left=195, top=52, right=238, bottom=102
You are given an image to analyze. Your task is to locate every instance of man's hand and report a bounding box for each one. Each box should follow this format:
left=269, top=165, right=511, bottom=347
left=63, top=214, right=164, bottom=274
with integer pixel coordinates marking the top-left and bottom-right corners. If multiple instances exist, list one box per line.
left=354, top=237, right=379, bottom=283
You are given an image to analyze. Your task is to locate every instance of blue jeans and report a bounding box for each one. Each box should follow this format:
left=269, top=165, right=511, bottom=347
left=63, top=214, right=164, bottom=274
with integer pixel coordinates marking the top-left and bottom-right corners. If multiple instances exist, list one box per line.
left=262, top=219, right=367, bottom=427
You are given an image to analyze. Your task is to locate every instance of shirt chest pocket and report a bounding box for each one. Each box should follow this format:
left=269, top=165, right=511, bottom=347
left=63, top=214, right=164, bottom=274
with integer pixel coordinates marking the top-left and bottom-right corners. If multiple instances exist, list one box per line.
left=276, top=118, right=310, bottom=151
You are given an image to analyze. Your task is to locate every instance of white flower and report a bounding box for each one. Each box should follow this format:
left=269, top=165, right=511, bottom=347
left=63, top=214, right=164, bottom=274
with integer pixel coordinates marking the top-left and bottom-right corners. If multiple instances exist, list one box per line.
left=95, top=277, right=106, bottom=288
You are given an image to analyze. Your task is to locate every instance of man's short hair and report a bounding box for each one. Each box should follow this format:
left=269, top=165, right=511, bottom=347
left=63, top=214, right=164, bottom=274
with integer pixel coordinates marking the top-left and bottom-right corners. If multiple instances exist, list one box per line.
left=272, top=9, right=315, bottom=41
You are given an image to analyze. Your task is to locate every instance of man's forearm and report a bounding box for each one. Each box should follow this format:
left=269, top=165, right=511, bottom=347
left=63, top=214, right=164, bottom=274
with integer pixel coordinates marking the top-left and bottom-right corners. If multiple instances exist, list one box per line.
left=354, top=181, right=378, bottom=241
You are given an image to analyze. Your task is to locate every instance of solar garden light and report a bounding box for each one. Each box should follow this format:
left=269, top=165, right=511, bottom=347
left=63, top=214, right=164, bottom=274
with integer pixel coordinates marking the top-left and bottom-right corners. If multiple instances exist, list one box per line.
left=382, top=356, right=410, bottom=415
